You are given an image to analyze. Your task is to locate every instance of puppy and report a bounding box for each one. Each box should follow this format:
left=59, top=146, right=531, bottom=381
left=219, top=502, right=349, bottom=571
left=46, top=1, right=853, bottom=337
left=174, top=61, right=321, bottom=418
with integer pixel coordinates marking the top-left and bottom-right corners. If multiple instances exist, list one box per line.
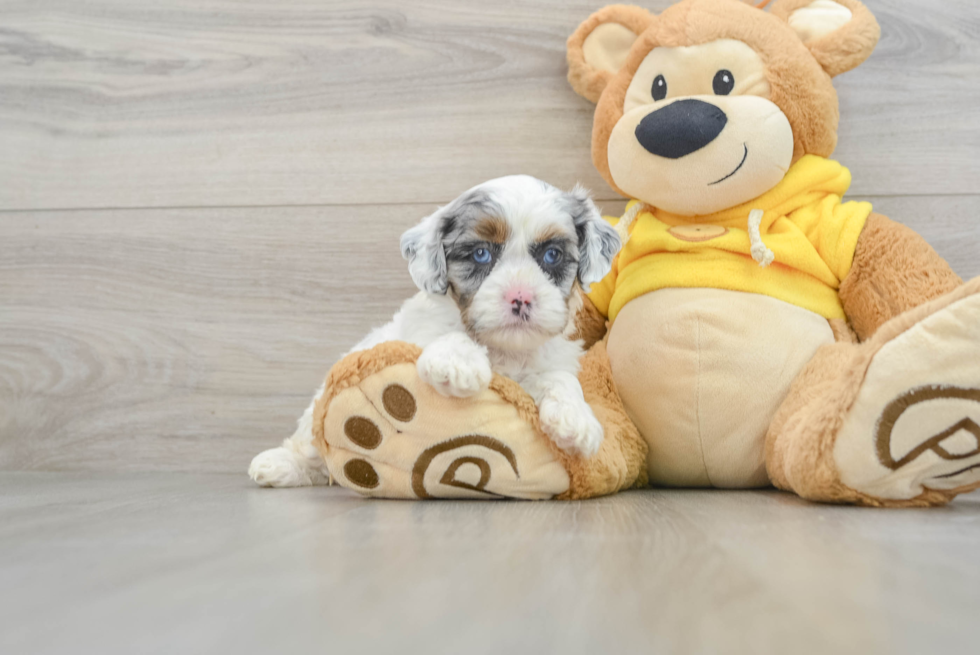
left=249, top=175, right=621, bottom=488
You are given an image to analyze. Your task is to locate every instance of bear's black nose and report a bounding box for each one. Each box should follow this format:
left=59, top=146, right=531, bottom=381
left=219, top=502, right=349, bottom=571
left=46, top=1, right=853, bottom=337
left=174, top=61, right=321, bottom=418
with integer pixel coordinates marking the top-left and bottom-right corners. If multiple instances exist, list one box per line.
left=634, top=99, right=728, bottom=159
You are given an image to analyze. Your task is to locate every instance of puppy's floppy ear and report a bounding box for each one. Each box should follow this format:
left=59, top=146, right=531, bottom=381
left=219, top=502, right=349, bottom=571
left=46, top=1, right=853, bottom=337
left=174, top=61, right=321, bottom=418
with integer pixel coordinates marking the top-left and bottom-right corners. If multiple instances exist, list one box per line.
left=401, top=208, right=449, bottom=295
left=567, top=5, right=654, bottom=103
left=769, top=0, right=880, bottom=77
left=565, top=185, right=621, bottom=294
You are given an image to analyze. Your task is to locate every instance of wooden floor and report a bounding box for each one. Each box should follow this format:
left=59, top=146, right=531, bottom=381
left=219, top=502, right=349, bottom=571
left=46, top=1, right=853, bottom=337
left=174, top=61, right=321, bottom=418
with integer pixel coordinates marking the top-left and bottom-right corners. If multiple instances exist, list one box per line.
left=2, top=1, right=980, bottom=652
left=1, top=473, right=978, bottom=655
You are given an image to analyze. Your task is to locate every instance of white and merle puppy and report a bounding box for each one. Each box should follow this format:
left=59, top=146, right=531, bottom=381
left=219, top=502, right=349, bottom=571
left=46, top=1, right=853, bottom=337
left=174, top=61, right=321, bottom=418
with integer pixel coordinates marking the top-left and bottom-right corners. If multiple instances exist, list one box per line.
left=249, top=175, right=620, bottom=488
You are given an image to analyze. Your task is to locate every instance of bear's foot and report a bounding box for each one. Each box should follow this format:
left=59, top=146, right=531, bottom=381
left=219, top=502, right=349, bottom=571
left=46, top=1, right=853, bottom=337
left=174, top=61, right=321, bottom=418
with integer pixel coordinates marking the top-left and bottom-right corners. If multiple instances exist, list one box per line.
left=312, top=342, right=572, bottom=499
left=834, top=281, right=980, bottom=502
left=311, top=340, right=648, bottom=500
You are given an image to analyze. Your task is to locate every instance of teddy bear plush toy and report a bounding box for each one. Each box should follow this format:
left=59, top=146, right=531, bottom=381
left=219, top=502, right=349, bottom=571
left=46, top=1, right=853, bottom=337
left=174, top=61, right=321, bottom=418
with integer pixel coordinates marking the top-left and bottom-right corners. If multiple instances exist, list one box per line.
left=313, top=0, right=980, bottom=506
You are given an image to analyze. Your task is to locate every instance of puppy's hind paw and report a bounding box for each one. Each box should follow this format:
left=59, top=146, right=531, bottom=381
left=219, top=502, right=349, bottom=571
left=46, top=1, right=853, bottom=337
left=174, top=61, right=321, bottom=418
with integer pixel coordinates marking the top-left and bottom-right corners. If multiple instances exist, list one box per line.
left=539, top=398, right=604, bottom=458
left=249, top=447, right=316, bottom=488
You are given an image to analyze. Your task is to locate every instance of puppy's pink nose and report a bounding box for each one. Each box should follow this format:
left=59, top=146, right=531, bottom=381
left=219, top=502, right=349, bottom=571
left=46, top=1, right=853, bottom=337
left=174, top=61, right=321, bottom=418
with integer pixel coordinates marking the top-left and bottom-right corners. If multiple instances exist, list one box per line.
left=505, top=288, right=534, bottom=317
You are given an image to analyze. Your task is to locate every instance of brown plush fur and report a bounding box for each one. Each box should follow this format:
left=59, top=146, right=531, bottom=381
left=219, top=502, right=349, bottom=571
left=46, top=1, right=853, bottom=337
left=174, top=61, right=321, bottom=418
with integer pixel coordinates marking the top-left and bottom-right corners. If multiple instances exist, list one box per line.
left=554, top=340, right=650, bottom=499
left=840, top=213, right=963, bottom=341
left=566, top=5, right=654, bottom=104
left=828, top=318, right=857, bottom=344
left=559, top=0, right=975, bottom=506
left=568, top=0, right=874, bottom=192
left=313, top=339, right=646, bottom=500
left=592, top=0, right=848, bottom=195
left=769, top=0, right=881, bottom=77
left=766, top=278, right=980, bottom=507
left=568, top=291, right=609, bottom=350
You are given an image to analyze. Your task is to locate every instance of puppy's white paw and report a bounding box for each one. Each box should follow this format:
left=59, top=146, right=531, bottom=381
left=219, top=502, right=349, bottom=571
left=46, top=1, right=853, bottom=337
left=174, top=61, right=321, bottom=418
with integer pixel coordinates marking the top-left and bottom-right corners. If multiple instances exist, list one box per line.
left=539, top=398, right=604, bottom=457
left=249, top=447, right=315, bottom=487
left=417, top=333, right=492, bottom=398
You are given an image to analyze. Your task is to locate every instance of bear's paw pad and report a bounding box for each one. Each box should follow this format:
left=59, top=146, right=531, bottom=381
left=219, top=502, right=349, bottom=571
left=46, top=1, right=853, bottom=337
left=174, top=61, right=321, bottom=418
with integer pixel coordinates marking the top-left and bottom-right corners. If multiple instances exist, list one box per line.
left=835, top=291, right=980, bottom=500
left=319, top=363, right=570, bottom=500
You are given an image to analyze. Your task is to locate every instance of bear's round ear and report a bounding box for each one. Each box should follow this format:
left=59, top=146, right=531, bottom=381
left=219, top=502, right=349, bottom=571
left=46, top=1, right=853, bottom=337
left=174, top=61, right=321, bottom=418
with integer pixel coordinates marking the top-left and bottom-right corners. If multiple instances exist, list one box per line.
left=769, top=0, right=880, bottom=77
left=567, top=5, right=654, bottom=103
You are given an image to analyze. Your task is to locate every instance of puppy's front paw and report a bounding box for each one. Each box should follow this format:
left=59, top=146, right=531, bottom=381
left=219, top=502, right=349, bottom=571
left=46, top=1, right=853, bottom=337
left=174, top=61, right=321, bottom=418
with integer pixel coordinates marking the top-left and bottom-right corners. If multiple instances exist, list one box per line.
left=417, top=333, right=492, bottom=398
left=539, top=398, right=604, bottom=457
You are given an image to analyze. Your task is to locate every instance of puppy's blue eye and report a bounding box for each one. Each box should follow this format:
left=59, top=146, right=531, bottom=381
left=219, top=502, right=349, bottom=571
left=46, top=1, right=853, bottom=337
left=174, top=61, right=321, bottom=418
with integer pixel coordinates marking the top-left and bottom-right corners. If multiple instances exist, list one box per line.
left=543, top=248, right=562, bottom=265
left=472, top=248, right=492, bottom=264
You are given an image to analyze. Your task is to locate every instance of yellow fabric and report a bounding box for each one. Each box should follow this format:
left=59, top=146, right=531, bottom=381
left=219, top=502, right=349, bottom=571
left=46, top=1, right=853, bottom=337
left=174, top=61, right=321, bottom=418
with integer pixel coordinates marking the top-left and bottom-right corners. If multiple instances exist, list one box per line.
left=589, top=156, right=873, bottom=322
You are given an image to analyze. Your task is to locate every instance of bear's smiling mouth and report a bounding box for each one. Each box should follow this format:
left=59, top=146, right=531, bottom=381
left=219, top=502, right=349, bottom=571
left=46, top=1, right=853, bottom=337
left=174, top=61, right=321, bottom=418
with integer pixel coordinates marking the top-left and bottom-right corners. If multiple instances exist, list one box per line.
left=708, top=143, right=749, bottom=186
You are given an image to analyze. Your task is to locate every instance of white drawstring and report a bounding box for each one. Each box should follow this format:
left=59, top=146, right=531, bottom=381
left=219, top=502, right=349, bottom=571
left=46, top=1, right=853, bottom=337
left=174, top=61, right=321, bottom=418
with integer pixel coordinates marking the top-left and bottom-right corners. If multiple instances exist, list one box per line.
left=747, top=209, right=775, bottom=267
left=615, top=202, right=647, bottom=245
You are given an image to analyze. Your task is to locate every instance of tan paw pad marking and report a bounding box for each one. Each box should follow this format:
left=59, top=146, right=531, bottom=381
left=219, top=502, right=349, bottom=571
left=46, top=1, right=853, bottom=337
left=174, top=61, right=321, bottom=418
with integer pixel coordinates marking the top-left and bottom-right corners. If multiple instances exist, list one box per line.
left=344, top=416, right=383, bottom=450
left=440, top=458, right=490, bottom=491
left=410, top=435, right=519, bottom=499
left=876, top=386, right=980, bottom=481
left=835, top=291, right=980, bottom=499
left=321, top=362, right=570, bottom=499
left=382, top=383, right=416, bottom=422
left=343, top=458, right=380, bottom=489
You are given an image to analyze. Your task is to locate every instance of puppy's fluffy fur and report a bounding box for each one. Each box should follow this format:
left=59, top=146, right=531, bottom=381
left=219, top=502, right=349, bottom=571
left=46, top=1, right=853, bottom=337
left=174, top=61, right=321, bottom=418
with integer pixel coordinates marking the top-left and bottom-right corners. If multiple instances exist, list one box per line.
left=249, top=175, right=621, bottom=488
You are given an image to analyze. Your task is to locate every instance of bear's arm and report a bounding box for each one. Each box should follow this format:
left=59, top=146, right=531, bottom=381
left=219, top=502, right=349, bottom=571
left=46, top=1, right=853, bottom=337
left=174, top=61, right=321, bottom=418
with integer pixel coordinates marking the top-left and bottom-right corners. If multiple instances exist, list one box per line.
left=839, top=213, right=962, bottom=340
left=569, top=289, right=609, bottom=350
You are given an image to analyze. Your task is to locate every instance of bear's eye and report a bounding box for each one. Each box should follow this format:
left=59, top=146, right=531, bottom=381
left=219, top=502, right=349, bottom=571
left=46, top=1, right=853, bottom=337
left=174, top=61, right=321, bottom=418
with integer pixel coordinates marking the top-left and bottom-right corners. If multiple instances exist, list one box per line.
left=713, top=70, right=735, bottom=96
left=651, top=75, right=667, bottom=101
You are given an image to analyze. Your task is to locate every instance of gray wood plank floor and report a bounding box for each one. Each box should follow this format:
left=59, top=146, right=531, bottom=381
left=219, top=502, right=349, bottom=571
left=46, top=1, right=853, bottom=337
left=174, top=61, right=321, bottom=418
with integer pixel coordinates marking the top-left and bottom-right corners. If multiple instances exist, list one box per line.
left=1, top=473, right=979, bottom=655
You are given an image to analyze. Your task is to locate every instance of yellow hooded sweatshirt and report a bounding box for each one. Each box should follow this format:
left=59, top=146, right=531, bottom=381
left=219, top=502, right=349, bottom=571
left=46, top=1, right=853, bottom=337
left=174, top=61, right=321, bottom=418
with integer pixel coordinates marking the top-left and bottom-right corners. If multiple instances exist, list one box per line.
left=588, top=155, right=873, bottom=323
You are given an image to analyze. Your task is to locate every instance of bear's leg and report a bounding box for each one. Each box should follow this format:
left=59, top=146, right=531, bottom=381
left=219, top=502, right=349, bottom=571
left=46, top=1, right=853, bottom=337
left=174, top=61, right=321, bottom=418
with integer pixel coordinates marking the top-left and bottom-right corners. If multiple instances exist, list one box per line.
left=767, top=278, right=980, bottom=506
left=310, top=340, right=646, bottom=500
